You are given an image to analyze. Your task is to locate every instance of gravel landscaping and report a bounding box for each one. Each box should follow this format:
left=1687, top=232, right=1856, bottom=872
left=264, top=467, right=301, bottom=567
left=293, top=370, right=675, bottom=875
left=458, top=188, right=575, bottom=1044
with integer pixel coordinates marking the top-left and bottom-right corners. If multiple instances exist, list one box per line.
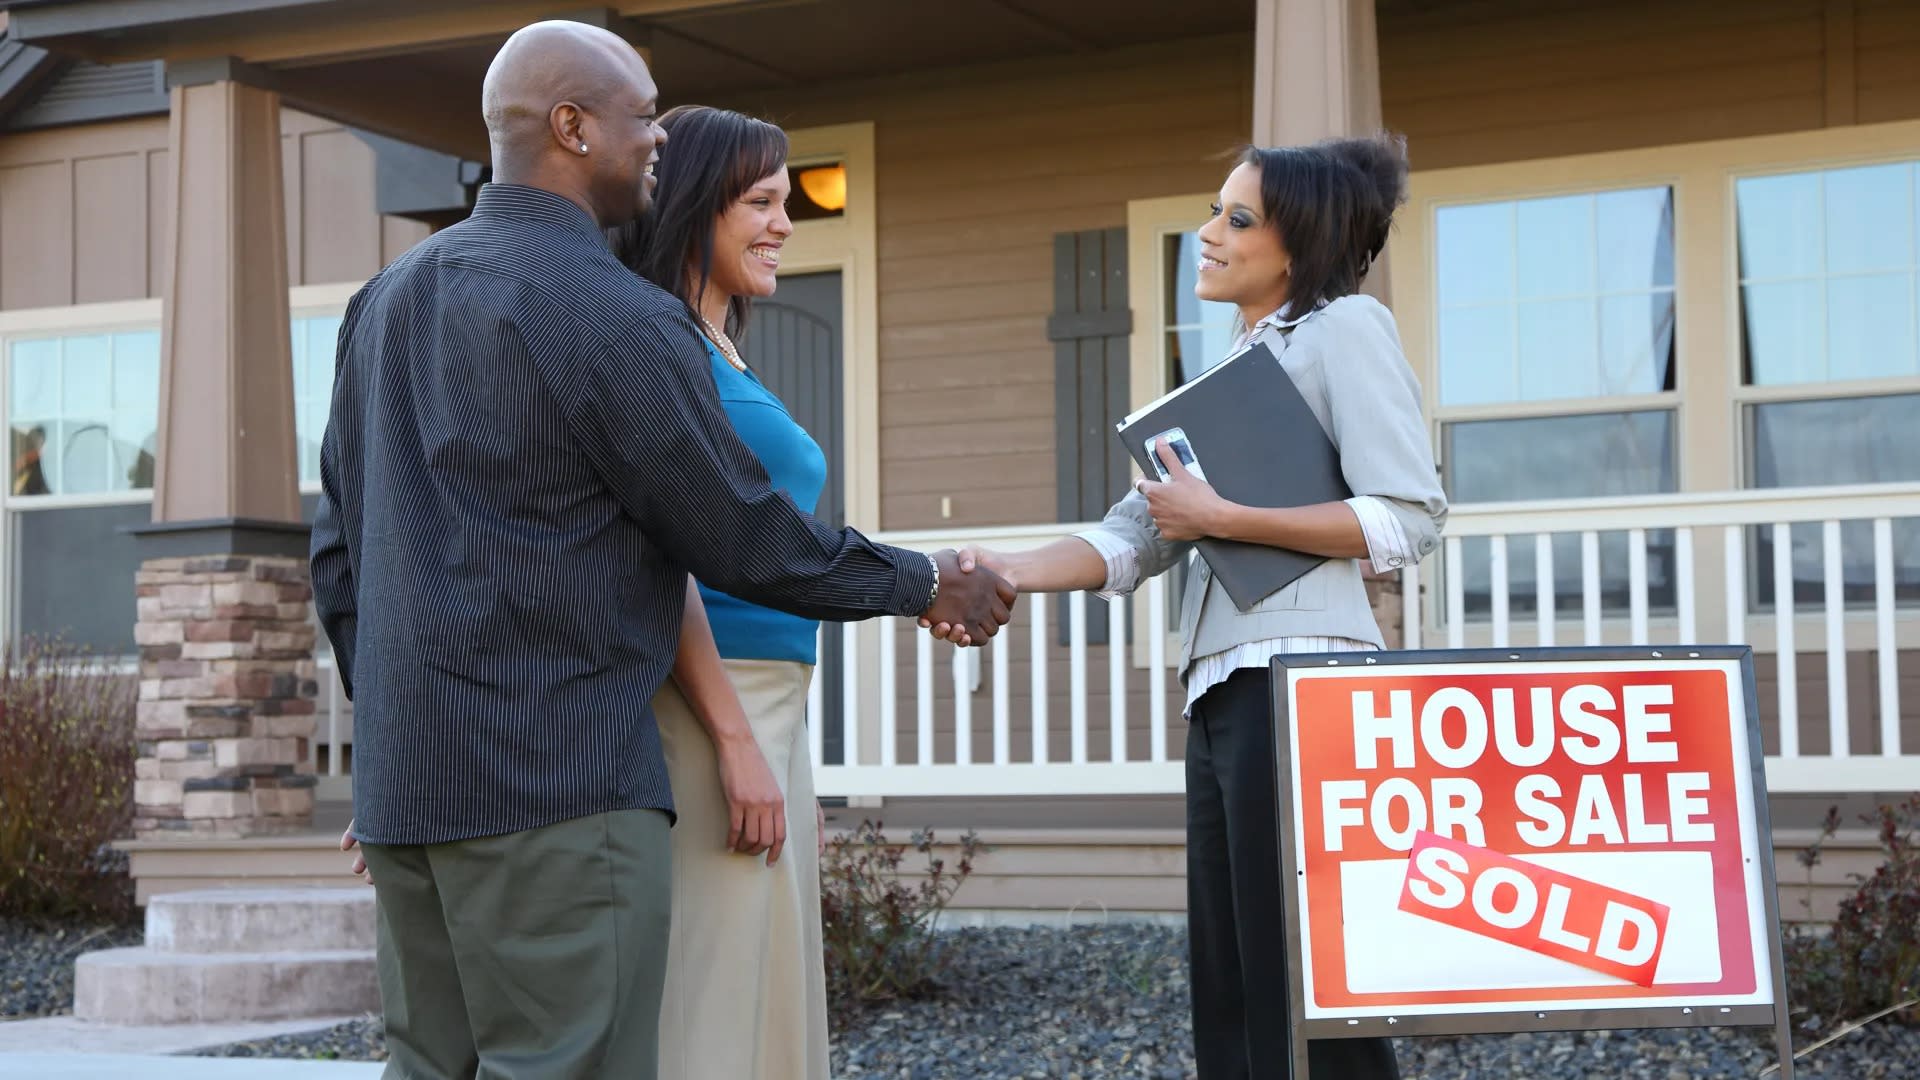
left=0, top=914, right=142, bottom=1020
left=177, top=925, right=1920, bottom=1078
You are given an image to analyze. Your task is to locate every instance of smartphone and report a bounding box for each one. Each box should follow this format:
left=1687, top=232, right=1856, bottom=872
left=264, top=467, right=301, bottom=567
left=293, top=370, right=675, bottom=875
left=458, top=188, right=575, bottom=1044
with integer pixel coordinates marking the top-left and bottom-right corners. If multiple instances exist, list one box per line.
left=1146, top=427, right=1207, bottom=482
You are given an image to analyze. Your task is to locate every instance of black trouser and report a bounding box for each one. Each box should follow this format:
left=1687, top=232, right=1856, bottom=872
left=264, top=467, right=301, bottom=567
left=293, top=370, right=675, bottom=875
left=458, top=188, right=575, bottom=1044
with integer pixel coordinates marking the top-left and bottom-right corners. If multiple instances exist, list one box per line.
left=1186, top=668, right=1401, bottom=1080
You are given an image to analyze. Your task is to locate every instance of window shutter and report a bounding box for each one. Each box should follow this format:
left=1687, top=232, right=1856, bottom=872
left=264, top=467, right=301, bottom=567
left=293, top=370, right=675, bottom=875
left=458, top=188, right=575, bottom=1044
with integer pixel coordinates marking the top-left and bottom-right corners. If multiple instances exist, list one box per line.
left=1050, top=228, right=1131, bottom=644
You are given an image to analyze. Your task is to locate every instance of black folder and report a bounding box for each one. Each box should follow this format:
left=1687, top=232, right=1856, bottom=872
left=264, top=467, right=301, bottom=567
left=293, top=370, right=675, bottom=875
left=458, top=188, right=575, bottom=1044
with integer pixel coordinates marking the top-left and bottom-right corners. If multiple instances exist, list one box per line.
left=1114, top=340, right=1350, bottom=612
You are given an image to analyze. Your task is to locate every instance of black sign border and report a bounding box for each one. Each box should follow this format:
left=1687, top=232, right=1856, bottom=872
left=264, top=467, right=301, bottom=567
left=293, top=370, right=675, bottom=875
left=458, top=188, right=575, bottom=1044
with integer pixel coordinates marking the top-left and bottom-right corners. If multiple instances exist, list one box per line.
left=1268, top=645, right=1795, bottom=1079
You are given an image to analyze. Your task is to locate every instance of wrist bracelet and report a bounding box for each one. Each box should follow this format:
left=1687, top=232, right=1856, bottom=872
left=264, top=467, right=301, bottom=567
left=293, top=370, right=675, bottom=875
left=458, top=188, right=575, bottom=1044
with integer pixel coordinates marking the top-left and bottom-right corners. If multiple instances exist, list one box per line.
left=925, top=552, right=941, bottom=611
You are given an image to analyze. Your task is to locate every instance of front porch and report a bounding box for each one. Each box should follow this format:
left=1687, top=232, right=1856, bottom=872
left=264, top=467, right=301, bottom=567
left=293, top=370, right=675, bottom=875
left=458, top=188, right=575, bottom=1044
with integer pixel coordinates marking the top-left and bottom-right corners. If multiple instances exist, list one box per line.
left=134, top=482, right=1920, bottom=923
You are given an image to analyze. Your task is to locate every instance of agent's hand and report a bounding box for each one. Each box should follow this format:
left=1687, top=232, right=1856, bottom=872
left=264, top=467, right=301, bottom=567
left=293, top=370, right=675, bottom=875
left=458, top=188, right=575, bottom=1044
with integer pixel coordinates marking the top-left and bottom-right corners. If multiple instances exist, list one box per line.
left=1137, top=438, right=1230, bottom=542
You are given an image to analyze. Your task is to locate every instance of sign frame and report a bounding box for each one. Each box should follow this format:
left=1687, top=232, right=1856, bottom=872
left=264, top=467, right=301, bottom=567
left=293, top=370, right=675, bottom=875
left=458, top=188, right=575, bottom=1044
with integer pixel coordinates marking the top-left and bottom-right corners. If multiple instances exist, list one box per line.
left=1268, top=645, right=1795, bottom=1080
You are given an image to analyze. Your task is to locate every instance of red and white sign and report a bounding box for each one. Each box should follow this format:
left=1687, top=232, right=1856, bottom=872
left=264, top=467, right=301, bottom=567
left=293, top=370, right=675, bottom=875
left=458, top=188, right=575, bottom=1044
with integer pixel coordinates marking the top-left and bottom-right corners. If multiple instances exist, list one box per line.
left=1284, top=658, right=1775, bottom=1018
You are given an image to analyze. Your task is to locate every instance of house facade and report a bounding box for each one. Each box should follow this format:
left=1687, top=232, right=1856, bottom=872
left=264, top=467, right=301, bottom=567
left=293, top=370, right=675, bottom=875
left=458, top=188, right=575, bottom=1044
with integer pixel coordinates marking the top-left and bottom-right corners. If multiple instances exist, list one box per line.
left=1, top=0, right=1916, bottom=919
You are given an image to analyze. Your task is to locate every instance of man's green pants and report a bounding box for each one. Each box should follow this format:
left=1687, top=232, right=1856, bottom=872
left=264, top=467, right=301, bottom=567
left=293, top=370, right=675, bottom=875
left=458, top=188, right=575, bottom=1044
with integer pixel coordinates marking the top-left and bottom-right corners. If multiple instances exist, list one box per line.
left=358, top=809, right=672, bottom=1080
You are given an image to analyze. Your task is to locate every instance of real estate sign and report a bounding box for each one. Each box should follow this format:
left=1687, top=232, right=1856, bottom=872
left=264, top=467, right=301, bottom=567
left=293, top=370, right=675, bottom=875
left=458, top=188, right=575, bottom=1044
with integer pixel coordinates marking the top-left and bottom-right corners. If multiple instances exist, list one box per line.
left=1269, top=647, right=1795, bottom=1079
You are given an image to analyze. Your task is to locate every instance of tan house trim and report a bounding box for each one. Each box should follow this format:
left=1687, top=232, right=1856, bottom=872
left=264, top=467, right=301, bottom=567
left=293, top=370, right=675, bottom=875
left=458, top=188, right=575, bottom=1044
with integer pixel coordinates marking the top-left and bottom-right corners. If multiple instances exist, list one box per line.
left=1126, top=192, right=1213, bottom=419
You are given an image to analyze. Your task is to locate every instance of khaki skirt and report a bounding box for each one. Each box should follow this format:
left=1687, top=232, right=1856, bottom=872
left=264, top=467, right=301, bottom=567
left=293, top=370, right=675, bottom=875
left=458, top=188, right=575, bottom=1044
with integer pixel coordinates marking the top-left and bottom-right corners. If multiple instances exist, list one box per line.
left=653, top=659, right=830, bottom=1080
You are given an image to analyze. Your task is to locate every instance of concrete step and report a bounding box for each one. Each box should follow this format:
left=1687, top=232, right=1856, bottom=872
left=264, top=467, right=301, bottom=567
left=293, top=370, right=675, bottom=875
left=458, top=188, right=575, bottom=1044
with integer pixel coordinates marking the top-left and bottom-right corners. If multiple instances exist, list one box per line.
left=0, top=1053, right=383, bottom=1078
left=147, top=888, right=374, bottom=954
left=73, top=946, right=378, bottom=1024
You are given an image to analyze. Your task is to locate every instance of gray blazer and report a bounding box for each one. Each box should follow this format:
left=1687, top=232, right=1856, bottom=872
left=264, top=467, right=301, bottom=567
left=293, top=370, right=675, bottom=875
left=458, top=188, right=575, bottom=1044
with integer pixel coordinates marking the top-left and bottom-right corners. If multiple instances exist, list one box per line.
left=1084, top=294, right=1447, bottom=677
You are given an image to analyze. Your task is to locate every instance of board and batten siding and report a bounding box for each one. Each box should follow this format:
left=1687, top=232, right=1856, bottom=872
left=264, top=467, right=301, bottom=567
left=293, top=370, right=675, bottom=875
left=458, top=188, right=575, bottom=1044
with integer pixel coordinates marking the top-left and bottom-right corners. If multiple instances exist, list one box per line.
left=0, top=108, right=428, bottom=311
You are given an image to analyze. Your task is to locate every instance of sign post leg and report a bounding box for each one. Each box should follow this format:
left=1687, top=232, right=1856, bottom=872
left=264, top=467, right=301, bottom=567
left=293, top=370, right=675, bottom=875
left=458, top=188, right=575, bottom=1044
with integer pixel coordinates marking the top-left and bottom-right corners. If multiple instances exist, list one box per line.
left=1772, top=1009, right=1798, bottom=1080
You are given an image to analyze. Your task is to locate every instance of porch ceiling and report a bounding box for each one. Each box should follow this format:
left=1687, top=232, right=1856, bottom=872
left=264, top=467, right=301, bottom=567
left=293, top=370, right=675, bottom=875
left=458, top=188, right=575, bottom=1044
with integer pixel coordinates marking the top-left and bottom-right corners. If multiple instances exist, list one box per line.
left=4, top=0, right=1254, bottom=159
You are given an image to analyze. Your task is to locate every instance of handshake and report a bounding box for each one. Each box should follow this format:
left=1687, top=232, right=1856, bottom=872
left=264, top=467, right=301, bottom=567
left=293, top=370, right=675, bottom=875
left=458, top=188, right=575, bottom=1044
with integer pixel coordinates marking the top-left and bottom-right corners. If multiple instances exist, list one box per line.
left=917, top=545, right=1017, bottom=647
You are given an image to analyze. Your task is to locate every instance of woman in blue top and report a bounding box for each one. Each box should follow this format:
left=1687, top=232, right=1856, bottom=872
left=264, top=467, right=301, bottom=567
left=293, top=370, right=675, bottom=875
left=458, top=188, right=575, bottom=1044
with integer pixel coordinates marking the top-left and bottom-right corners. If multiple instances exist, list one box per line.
left=614, top=105, right=831, bottom=1080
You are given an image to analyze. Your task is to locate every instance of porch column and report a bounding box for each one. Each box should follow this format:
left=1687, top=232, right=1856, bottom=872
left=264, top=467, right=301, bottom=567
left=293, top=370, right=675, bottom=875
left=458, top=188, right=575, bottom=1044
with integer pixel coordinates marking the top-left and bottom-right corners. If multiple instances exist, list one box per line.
left=1251, top=0, right=1389, bottom=304
left=1252, top=0, right=1410, bottom=647
left=131, top=61, right=318, bottom=840
left=1252, top=0, right=1384, bottom=150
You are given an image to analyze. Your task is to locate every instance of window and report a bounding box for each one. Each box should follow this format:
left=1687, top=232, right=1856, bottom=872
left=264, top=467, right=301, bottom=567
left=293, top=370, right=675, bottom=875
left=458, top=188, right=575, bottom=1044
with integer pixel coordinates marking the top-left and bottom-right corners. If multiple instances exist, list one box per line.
left=1738, top=162, right=1916, bottom=387
left=292, top=313, right=342, bottom=487
left=1164, top=232, right=1240, bottom=388
left=1, top=308, right=343, bottom=657
left=8, top=330, right=159, bottom=496
left=1437, top=187, right=1674, bottom=406
left=1433, top=187, right=1679, bottom=617
left=1737, top=160, right=1920, bottom=609
left=2, top=326, right=161, bottom=657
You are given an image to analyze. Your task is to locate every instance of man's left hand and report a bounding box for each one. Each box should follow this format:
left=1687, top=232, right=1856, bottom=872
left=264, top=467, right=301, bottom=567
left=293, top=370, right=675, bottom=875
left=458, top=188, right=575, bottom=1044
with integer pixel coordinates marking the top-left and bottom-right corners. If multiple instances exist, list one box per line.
left=341, top=821, right=371, bottom=885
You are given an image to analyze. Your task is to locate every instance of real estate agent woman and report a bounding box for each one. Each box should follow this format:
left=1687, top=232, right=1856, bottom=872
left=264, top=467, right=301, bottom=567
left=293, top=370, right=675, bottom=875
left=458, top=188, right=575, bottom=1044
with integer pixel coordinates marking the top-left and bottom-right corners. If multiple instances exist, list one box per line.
left=928, top=133, right=1448, bottom=1079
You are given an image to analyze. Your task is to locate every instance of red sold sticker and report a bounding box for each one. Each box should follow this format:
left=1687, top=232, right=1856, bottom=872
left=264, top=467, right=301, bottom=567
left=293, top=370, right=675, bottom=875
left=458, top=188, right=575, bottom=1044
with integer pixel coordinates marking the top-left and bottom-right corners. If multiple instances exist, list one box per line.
left=1398, top=830, right=1671, bottom=988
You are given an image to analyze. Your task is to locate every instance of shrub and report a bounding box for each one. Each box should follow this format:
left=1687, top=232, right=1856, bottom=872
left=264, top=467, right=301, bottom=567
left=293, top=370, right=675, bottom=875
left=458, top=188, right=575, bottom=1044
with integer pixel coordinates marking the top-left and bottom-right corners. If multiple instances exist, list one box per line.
left=1785, top=797, right=1920, bottom=1034
left=819, top=819, right=980, bottom=1010
left=0, top=639, right=136, bottom=922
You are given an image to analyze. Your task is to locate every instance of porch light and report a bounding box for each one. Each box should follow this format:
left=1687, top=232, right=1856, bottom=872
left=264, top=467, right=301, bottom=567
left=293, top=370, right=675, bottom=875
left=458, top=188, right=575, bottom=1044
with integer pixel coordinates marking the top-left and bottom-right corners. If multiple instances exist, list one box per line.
left=797, top=165, right=847, bottom=212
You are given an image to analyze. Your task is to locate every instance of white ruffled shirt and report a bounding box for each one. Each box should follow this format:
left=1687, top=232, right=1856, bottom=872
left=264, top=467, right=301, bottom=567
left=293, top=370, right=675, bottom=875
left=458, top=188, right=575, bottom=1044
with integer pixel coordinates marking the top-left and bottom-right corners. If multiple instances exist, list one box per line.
left=1074, top=305, right=1416, bottom=716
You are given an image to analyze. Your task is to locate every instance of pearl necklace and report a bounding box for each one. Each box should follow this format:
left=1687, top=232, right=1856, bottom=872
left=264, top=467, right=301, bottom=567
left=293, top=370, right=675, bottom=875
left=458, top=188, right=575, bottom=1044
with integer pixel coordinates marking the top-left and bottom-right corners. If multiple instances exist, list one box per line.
left=698, top=313, right=748, bottom=373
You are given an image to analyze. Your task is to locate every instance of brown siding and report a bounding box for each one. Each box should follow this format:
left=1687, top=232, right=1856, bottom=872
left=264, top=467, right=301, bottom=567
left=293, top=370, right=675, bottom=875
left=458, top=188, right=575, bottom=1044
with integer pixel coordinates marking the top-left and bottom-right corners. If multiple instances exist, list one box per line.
left=0, top=110, right=429, bottom=311
left=724, top=37, right=1252, bottom=530
left=1376, top=0, right=1920, bottom=170
left=1754, top=648, right=1920, bottom=759
left=709, top=8, right=1920, bottom=529
left=1857, top=0, right=1920, bottom=123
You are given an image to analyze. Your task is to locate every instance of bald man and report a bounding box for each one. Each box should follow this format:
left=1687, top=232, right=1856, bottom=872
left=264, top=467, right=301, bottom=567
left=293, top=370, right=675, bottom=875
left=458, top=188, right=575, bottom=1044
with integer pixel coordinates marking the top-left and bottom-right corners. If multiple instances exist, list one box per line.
left=310, top=20, right=1015, bottom=1080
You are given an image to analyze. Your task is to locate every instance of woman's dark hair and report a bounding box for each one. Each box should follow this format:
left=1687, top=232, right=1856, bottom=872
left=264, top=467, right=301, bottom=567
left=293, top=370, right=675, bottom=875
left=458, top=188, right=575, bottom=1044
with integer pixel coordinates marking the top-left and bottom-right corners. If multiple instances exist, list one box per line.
left=611, top=105, right=788, bottom=338
left=1240, top=131, right=1409, bottom=320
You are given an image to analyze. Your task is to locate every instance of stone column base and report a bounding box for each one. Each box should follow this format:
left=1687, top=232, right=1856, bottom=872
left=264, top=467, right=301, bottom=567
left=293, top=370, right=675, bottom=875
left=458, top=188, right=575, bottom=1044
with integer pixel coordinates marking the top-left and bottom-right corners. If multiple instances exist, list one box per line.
left=133, top=555, right=319, bottom=839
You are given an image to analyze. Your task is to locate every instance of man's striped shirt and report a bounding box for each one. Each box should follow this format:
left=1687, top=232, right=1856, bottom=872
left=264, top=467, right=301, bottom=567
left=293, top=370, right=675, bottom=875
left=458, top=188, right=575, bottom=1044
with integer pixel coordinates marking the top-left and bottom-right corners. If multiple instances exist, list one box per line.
left=312, top=183, right=934, bottom=846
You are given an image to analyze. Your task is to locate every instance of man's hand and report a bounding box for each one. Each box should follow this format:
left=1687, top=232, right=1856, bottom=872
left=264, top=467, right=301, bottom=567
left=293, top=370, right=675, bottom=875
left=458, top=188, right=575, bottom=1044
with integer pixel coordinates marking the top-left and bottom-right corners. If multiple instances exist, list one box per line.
left=716, top=737, right=786, bottom=866
left=1137, top=438, right=1230, bottom=542
left=922, top=545, right=1014, bottom=643
left=341, top=821, right=371, bottom=886
left=921, top=548, right=1016, bottom=646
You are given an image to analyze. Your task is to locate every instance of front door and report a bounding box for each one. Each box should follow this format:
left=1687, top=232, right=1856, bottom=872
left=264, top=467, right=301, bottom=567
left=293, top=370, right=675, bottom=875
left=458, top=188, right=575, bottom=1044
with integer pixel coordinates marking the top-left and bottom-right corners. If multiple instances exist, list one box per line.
left=745, top=271, right=846, bottom=763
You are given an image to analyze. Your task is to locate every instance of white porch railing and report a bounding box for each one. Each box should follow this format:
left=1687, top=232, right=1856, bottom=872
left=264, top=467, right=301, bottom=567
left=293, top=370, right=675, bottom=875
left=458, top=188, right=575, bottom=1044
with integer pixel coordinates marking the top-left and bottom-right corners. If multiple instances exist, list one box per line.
left=812, top=482, right=1920, bottom=798
left=308, top=483, right=1920, bottom=800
